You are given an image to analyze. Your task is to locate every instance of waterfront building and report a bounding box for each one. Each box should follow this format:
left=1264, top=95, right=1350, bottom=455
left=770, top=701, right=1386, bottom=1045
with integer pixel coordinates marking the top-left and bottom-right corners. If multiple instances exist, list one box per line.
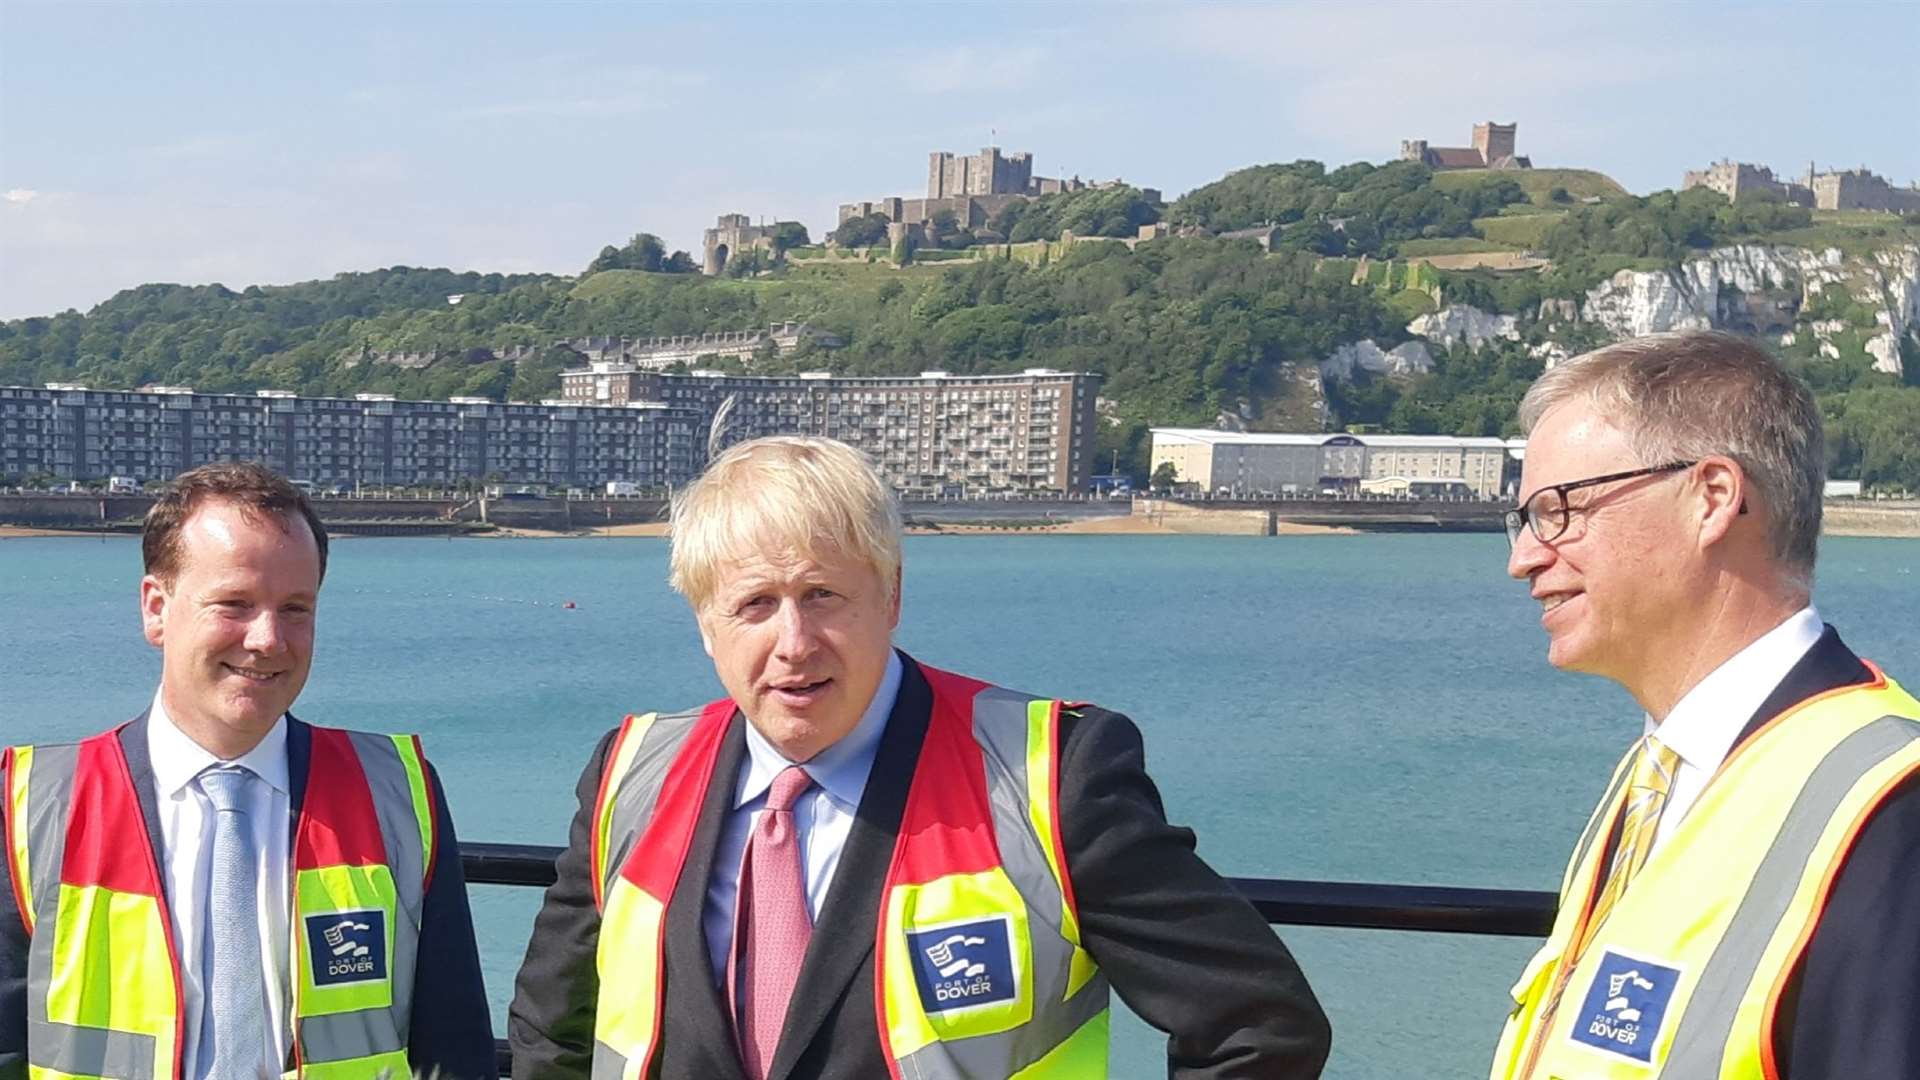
left=1, top=366, right=1099, bottom=494
left=1149, top=428, right=1511, bottom=499
left=0, top=384, right=703, bottom=491
left=559, top=366, right=1099, bottom=495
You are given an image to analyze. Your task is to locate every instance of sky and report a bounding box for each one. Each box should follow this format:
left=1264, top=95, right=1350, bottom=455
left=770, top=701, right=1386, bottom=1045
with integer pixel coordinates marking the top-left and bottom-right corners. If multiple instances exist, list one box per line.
left=3, top=0, right=1917, bottom=321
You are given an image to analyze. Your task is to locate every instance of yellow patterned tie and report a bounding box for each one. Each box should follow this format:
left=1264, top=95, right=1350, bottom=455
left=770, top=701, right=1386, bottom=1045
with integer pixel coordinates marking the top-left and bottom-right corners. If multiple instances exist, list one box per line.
left=1576, top=735, right=1680, bottom=957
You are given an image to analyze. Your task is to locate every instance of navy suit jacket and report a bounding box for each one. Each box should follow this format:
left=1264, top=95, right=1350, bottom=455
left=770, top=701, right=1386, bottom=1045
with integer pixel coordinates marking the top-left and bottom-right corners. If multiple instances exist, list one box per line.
left=0, top=713, right=497, bottom=1080
left=507, top=654, right=1332, bottom=1080
left=1736, top=627, right=1920, bottom=1078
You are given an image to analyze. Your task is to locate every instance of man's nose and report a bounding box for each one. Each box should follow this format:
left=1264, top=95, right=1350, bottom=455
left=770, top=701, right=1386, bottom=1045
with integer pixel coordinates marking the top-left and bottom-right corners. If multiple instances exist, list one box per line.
left=1507, top=526, right=1553, bottom=581
left=771, top=600, right=817, bottom=659
left=243, top=610, right=287, bottom=654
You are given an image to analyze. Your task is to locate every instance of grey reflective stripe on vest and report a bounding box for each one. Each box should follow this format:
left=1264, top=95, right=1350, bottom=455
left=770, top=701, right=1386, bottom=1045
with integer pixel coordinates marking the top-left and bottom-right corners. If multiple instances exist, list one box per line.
left=25, top=1018, right=157, bottom=1080
left=599, top=709, right=704, bottom=903
left=893, top=687, right=1110, bottom=1079
left=1661, top=714, right=1920, bottom=1075
left=590, top=1042, right=630, bottom=1080
left=18, top=742, right=81, bottom=931
left=296, top=730, right=431, bottom=1064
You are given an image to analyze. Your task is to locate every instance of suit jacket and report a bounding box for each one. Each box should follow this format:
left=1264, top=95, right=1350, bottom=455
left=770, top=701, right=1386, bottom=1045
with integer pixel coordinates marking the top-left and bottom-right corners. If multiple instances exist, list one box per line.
left=0, top=713, right=497, bottom=1080
left=1730, top=627, right=1920, bottom=1079
left=509, top=654, right=1332, bottom=1079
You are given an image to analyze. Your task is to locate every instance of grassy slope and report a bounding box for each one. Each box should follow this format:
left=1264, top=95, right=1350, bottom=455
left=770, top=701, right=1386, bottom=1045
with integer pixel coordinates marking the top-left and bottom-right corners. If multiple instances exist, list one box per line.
left=1432, top=167, right=1629, bottom=208
left=1755, top=211, right=1920, bottom=258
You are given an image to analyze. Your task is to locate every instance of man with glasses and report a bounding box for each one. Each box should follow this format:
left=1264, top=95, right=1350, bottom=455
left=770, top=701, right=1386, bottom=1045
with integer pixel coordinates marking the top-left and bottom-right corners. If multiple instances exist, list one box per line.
left=1489, top=330, right=1920, bottom=1080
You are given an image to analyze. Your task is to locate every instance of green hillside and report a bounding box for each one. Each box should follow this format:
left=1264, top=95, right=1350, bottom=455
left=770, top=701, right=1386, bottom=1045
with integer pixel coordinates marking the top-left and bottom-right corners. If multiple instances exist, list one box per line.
left=1432, top=167, right=1629, bottom=209
left=4, top=156, right=1916, bottom=486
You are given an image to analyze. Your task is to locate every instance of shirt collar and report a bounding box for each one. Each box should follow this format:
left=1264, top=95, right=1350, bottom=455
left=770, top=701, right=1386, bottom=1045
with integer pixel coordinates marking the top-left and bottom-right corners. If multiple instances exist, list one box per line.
left=1645, top=606, right=1825, bottom=772
left=736, top=650, right=904, bottom=811
left=147, top=689, right=291, bottom=799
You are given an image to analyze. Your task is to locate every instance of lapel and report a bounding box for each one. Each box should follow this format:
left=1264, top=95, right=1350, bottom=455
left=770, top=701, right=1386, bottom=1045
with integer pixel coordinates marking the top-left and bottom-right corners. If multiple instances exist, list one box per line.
left=767, top=654, right=933, bottom=1080
left=284, top=714, right=311, bottom=831
left=1731, top=624, right=1873, bottom=750
left=115, top=711, right=170, bottom=907
left=664, top=712, right=752, bottom=1080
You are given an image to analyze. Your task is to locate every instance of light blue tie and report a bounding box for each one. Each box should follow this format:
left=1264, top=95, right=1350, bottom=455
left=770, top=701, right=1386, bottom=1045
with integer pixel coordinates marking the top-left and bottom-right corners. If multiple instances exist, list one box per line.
left=198, top=766, right=266, bottom=1080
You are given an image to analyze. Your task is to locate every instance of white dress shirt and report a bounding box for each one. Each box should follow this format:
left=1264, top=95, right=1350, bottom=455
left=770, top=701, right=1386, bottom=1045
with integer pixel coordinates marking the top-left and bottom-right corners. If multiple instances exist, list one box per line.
left=1644, top=606, right=1824, bottom=854
left=147, top=692, right=292, bottom=1079
left=704, top=650, right=904, bottom=987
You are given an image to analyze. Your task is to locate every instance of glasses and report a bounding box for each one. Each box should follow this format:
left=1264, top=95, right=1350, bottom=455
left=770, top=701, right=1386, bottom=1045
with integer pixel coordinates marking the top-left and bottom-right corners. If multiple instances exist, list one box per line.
left=1504, top=461, right=1697, bottom=546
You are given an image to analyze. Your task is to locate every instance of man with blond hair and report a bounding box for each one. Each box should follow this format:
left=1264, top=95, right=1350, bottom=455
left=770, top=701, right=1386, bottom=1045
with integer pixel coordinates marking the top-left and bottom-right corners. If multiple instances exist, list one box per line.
left=1492, top=331, right=1920, bottom=1079
left=509, top=436, right=1331, bottom=1079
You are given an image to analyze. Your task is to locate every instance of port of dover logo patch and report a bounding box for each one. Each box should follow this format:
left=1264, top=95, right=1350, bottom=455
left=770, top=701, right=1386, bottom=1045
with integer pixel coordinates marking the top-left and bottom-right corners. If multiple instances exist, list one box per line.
left=305, top=910, right=387, bottom=987
left=1569, top=949, right=1682, bottom=1063
left=906, top=916, right=1018, bottom=1014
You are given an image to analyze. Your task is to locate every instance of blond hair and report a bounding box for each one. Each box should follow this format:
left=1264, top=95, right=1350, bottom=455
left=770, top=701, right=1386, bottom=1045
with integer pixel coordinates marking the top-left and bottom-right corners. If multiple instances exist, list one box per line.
left=1518, top=330, right=1824, bottom=579
left=669, top=436, right=903, bottom=612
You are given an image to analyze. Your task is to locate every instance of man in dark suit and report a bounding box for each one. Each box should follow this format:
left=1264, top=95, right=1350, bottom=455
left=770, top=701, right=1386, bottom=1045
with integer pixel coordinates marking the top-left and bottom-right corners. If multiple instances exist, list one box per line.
left=1492, top=331, right=1920, bottom=1079
left=0, top=462, right=495, bottom=1080
left=510, top=436, right=1330, bottom=1079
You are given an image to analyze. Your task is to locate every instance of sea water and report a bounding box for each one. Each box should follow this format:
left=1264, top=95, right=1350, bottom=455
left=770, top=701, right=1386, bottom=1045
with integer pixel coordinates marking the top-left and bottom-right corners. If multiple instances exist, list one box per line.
left=5, top=533, right=1918, bottom=1078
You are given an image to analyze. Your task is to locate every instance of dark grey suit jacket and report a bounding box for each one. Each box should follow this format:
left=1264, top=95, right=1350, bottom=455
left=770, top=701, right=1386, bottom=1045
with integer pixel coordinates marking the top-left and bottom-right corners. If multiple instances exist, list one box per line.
left=508, top=654, right=1332, bottom=1079
left=0, top=713, right=497, bottom=1080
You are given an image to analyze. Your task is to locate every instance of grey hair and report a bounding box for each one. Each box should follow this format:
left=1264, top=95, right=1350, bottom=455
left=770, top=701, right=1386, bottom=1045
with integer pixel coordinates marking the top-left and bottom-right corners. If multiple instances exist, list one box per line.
left=1517, top=330, right=1824, bottom=582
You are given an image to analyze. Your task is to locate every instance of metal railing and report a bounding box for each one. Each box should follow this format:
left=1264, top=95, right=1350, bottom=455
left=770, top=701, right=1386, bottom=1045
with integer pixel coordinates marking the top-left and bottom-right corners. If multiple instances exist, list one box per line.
left=461, top=841, right=1556, bottom=1075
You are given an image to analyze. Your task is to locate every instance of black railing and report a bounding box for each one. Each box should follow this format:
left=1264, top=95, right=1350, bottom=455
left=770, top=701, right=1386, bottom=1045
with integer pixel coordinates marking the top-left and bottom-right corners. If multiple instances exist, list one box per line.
left=462, top=841, right=1557, bottom=1075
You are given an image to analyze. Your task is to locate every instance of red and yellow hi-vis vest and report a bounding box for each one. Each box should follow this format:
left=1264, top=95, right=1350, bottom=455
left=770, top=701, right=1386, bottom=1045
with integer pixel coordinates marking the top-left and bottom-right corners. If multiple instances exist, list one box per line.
left=1, top=723, right=438, bottom=1080
left=586, top=665, right=1111, bottom=1079
left=1490, top=667, right=1920, bottom=1080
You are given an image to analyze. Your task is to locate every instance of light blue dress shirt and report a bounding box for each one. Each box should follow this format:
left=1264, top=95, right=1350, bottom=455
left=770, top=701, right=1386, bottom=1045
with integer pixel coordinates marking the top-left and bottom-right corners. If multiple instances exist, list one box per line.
left=704, top=650, right=904, bottom=987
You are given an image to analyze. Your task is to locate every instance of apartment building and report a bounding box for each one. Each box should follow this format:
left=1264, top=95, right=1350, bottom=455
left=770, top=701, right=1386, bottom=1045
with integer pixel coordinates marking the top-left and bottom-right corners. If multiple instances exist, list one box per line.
left=3, top=366, right=1099, bottom=494
left=559, top=366, right=1100, bottom=494
left=0, top=385, right=704, bottom=490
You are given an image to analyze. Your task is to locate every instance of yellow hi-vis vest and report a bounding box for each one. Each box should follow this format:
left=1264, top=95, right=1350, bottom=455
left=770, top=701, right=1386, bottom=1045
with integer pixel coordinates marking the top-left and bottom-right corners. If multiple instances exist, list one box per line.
left=586, top=664, right=1110, bottom=1079
left=1490, top=667, right=1920, bottom=1080
left=1, top=722, right=438, bottom=1080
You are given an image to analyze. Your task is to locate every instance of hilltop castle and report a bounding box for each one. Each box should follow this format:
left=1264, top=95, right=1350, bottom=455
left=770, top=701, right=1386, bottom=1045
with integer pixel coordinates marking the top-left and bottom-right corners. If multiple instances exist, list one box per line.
left=1683, top=160, right=1920, bottom=213
left=1400, top=122, right=1532, bottom=170
left=836, top=147, right=1154, bottom=237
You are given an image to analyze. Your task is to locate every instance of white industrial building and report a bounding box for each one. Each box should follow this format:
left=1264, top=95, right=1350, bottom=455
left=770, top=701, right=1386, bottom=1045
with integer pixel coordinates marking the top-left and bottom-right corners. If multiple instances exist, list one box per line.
left=1150, top=428, right=1515, bottom=499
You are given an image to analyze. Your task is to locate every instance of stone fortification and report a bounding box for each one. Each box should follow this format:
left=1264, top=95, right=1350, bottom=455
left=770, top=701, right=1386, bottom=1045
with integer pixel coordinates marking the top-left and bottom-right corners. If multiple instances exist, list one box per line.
left=1683, top=160, right=1920, bottom=214
left=1682, top=161, right=1814, bottom=207
left=1399, top=121, right=1531, bottom=170
left=836, top=147, right=1153, bottom=236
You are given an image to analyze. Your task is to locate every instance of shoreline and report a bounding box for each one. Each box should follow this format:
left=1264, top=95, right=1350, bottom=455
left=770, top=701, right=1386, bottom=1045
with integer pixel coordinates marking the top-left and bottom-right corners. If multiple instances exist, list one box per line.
left=8, top=511, right=1919, bottom=541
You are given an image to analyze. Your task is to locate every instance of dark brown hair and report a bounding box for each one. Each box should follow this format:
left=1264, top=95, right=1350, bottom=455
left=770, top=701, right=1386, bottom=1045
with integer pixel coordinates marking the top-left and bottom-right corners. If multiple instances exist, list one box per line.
left=142, top=462, right=330, bottom=584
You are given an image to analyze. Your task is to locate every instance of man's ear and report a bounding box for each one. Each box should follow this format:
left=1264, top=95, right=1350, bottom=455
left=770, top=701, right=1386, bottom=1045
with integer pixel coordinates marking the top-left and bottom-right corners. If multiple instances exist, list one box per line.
left=1694, top=456, right=1746, bottom=549
left=888, top=565, right=903, bottom=629
left=139, top=574, right=169, bottom=648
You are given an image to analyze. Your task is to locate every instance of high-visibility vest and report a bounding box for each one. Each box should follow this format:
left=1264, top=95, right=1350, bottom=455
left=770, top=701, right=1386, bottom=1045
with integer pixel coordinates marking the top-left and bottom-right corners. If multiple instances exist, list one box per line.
left=2, top=722, right=438, bottom=1080
left=1490, top=667, right=1920, bottom=1080
left=587, top=664, right=1111, bottom=1079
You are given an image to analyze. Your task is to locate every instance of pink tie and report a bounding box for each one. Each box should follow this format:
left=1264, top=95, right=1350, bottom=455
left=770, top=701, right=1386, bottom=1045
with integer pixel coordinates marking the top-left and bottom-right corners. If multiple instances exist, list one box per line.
left=731, top=765, right=815, bottom=1080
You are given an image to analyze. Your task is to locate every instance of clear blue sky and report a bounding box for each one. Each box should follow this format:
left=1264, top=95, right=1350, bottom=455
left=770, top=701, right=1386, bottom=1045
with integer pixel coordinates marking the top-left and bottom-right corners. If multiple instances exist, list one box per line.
left=3, top=0, right=1915, bottom=320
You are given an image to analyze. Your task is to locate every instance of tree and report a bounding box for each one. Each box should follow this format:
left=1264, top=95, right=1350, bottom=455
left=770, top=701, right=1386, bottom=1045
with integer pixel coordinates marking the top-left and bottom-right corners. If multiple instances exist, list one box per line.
left=769, top=222, right=811, bottom=253
left=1150, top=461, right=1179, bottom=492
left=832, top=213, right=889, bottom=249
left=622, top=233, right=666, bottom=272
left=663, top=250, right=698, bottom=274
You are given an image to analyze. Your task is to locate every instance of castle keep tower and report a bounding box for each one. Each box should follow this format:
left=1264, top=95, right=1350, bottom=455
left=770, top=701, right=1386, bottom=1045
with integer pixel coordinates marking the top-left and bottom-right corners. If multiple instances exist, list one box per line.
left=1472, top=123, right=1517, bottom=165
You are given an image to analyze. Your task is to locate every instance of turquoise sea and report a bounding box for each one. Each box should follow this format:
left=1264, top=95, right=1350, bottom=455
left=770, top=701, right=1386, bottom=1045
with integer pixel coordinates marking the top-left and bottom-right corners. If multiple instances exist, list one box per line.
left=5, top=533, right=1919, bottom=1078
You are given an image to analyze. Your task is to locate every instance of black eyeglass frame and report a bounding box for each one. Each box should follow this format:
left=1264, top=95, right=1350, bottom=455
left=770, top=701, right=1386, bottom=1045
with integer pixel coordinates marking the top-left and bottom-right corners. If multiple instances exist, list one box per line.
left=1504, top=461, right=1698, bottom=546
